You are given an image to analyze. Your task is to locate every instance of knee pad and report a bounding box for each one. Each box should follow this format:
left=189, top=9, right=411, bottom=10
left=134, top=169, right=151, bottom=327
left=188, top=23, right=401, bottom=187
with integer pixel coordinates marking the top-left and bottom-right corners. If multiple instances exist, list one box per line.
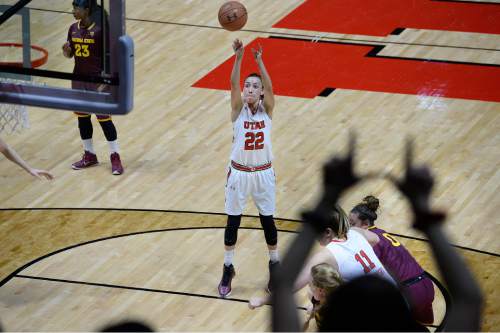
left=77, top=116, right=93, bottom=140
left=98, top=119, right=117, bottom=141
left=260, top=214, right=277, bottom=246
left=224, top=215, right=242, bottom=246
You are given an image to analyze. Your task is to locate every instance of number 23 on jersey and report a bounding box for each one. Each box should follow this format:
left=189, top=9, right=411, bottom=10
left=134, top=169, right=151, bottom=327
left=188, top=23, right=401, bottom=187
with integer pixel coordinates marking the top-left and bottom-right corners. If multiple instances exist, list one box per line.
left=74, top=43, right=90, bottom=57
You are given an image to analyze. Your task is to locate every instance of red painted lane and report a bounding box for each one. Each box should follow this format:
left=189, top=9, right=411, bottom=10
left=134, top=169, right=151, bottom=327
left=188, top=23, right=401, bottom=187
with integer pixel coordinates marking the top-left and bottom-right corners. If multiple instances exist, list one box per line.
left=273, top=0, right=500, bottom=36
left=192, top=37, right=500, bottom=102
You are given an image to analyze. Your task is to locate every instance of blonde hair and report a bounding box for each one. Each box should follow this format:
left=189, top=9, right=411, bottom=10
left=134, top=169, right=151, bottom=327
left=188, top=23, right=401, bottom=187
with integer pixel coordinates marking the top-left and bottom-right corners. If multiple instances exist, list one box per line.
left=311, top=263, right=342, bottom=294
left=330, top=204, right=350, bottom=239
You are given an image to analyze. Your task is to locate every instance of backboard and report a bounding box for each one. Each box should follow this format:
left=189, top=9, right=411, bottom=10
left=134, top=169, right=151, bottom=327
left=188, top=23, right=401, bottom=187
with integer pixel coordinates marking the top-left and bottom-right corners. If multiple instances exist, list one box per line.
left=0, top=0, right=134, bottom=115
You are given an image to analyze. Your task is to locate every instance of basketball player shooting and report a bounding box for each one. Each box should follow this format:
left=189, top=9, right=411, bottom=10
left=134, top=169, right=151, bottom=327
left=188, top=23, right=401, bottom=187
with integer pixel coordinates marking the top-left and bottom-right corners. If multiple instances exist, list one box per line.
left=218, top=39, right=279, bottom=298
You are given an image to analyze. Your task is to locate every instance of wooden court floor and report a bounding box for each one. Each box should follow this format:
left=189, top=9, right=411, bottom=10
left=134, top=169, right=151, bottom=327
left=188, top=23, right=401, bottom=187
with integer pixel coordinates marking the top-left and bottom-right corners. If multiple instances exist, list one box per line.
left=0, top=0, right=499, bottom=331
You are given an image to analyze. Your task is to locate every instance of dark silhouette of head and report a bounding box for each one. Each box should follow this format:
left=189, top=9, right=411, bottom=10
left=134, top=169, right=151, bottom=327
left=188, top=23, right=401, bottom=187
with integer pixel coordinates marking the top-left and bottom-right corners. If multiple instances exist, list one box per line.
left=318, top=275, right=427, bottom=332
left=100, top=320, right=154, bottom=332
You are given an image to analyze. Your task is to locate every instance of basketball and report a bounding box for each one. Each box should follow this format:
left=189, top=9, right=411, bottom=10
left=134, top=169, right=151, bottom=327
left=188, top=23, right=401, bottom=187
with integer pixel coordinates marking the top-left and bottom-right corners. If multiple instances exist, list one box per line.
left=218, top=1, right=247, bottom=31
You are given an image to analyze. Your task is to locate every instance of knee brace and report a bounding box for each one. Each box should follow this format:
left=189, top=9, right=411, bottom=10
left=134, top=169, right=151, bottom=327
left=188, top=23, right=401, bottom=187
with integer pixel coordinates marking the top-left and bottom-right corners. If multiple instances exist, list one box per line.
left=98, top=119, right=117, bottom=141
left=224, top=215, right=242, bottom=246
left=77, top=116, right=93, bottom=140
left=260, top=214, right=277, bottom=246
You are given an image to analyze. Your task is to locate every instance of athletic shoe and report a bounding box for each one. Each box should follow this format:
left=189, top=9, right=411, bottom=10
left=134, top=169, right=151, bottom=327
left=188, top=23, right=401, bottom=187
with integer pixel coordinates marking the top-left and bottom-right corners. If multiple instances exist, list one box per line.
left=218, top=264, right=235, bottom=297
left=110, top=152, right=124, bottom=175
left=71, top=151, right=98, bottom=170
left=267, top=260, right=280, bottom=293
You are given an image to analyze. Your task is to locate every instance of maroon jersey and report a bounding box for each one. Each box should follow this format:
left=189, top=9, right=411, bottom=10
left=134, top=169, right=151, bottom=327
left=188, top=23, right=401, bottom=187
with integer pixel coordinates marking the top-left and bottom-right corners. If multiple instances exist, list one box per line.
left=370, top=227, right=435, bottom=324
left=369, top=226, right=424, bottom=282
left=67, top=21, right=103, bottom=75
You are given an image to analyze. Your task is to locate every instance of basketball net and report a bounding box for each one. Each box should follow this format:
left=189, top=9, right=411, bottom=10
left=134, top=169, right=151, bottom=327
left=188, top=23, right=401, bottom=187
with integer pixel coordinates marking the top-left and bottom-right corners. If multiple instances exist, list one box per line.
left=0, top=43, right=48, bottom=134
left=0, top=78, right=30, bottom=134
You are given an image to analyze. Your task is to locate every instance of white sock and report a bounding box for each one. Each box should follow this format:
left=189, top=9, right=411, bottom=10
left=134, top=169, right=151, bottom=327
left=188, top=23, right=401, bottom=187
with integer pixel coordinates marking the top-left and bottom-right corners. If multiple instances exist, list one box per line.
left=108, top=140, right=119, bottom=154
left=269, top=249, right=279, bottom=263
left=224, top=249, right=234, bottom=266
left=82, top=139, right=95, bottom=154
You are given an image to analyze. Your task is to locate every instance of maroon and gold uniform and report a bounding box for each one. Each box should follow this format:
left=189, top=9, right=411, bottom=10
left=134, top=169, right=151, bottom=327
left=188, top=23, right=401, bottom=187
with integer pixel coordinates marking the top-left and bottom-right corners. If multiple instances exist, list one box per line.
left=66, top=1, right=123, bottom=175
left=67, top=21, right=109, bottom=120
left=67, top=21, right=104, bottom=81
left=369, top=226, right=435, bottom=324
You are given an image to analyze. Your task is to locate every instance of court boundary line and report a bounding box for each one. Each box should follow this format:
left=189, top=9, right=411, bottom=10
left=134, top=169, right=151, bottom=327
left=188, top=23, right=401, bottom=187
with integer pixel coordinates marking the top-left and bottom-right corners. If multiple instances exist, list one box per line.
left=11, top=273, right=439, bottom=329
left=25, top=7, right=500, bottom=53
left=15, top=274, right=252, bottom=304
left=268, top=35, right=500, bottom=68
left=0, top=208, right=498, bottom=257
left=3, top=225, right=443, bottom=329
left=0, top=225, right=298, bottom=289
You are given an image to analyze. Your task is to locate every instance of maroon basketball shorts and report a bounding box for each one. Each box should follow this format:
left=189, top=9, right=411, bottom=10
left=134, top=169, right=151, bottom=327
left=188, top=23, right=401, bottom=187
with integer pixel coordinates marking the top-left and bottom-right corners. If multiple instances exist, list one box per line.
left=72, top=80, right=111, bottom=120
left=404, top=277, right=435, bottom=324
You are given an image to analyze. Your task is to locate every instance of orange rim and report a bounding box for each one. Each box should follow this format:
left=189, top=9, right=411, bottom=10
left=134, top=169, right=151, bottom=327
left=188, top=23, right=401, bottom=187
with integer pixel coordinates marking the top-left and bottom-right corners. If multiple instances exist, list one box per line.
left=0, top=43, right=49, bottom=68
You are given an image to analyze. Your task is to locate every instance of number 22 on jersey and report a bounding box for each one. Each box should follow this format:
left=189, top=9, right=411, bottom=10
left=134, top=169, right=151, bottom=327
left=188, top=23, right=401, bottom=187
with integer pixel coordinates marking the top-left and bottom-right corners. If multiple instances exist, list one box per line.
left=245, top=131, right=264, bottom=150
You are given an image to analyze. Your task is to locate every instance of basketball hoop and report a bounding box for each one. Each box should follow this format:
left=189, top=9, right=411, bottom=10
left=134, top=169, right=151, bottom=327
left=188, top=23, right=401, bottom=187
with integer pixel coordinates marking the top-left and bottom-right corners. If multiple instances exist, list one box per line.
left=0, top=43, right=49, bottom=134
left=0, top=43, right=49, bottom=68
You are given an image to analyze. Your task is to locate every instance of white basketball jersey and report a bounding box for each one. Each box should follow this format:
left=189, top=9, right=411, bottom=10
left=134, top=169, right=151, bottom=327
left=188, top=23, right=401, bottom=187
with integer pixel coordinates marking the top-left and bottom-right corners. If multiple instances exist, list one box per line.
left=230, top=103, right=273, bottom=166
left=326, top=229, right=395, bottom=283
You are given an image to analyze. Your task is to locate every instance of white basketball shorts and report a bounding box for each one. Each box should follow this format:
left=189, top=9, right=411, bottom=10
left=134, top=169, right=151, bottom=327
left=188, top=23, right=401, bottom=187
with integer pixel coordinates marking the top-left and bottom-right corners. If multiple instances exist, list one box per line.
left=225, top=166, right=276, bottom=216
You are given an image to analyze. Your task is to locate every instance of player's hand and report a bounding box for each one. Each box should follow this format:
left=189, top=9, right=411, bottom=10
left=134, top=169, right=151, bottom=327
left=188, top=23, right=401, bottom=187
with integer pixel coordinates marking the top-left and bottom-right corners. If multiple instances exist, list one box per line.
left=395, top=139, right=433, bottom=212
left=251, top=44, right=263, bottom=62
left=302, top=133, right=361, bottom=233
left=62, top=42, right=72, bottom=58
left=391, top=139, right=445, bottom=231
left=322, top=132, right=360, bottom=197
left=29, top=168, right=54, bottom=180
left=232, top=39, right=244, bottom=60
left=248, top=296, right=267, bottom=309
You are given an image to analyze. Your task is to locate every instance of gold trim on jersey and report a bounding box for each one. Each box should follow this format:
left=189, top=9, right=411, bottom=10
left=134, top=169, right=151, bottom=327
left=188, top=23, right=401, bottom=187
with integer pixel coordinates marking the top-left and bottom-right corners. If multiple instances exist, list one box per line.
left=97, top=117, right=112, bottom=122
left=74, top=113, right=91, bottom=118
left=77, top=21, right=96, bottom=31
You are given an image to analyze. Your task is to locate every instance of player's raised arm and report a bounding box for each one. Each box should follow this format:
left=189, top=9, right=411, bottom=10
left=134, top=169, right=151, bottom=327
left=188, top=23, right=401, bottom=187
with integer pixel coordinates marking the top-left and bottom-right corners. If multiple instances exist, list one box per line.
left=230, top=39, right=244, bottom=122
left=252, top=44, right=274, bottom=118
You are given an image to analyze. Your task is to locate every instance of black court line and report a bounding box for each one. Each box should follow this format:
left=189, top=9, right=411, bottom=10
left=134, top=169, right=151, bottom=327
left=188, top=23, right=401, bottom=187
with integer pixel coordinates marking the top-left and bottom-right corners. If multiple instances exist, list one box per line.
left=0, top=225, right=296, bottom=288
left=269, top=35, right=500, bottom=68
left=13, top=274, right=439, bottom=328
left=25, top=7, right=500, bottom=53
left=15, top=274, right=251, bottom=304
left=7, top=225, right=442, bottom=329
left=1, top=208, right=498, bottom=257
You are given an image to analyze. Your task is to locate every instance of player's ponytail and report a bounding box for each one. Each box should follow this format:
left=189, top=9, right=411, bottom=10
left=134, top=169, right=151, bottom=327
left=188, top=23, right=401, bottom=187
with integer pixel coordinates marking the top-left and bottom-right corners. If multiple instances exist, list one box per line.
left=324, top=204, right=350, bottom=239
left=351, top=195, right=379, bottom=226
